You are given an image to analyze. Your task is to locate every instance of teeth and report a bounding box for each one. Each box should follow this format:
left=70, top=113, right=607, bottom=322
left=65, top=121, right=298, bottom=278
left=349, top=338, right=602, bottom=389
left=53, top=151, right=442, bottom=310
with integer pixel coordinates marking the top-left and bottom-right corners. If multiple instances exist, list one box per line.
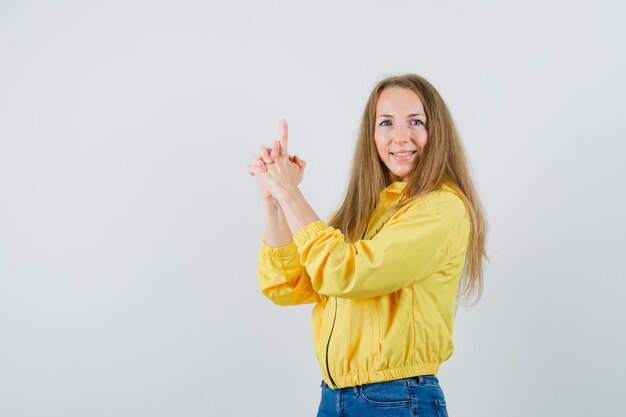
left=394, top=151, right=415, bottom=157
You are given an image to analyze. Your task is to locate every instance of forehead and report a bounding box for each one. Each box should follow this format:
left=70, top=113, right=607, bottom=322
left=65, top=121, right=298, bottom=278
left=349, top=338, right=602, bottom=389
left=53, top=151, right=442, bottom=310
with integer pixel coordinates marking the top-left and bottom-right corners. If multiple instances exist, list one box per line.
left=376, top=87, right=425, bottom=115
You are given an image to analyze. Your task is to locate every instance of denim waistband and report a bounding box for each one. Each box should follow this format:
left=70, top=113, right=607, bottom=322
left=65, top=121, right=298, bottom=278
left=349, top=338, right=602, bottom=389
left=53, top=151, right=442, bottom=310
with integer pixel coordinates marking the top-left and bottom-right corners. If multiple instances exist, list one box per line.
left=414, top=374, right=439, bottom=385
left=321, top=374, right=439, bottom=389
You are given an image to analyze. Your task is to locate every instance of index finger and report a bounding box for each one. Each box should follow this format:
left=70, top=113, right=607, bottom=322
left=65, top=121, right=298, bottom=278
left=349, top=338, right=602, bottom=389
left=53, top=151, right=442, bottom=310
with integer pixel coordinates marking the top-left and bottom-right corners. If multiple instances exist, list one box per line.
left=270, top=140, right=280, bottom=159
left=278, top=119, right=288, bottom=153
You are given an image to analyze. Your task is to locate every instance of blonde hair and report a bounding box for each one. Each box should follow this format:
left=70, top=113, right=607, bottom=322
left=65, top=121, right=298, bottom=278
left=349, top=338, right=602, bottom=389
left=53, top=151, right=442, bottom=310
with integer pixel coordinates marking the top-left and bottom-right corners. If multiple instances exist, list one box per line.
left=327, top=74, right=489, bottom=306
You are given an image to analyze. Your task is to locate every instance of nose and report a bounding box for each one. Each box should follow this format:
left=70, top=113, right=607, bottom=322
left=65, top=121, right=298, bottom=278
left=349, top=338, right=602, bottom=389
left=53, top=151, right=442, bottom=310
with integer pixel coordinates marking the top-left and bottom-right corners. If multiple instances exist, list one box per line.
left=392, top=123, right=412, bottom=143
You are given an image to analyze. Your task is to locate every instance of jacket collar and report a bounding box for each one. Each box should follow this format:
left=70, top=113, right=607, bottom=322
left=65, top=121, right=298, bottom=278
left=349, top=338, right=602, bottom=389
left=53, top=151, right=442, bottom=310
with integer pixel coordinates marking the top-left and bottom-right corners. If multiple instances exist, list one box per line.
left=381, top=181, right=407, bottom=196
left=380, top=180, right=461, bottom=198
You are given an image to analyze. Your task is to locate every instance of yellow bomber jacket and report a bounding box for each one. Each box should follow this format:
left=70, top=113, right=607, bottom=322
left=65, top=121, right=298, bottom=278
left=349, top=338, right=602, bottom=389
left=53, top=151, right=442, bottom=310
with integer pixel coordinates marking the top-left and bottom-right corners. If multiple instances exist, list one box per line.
left=257, top=181, right=471, bottom=389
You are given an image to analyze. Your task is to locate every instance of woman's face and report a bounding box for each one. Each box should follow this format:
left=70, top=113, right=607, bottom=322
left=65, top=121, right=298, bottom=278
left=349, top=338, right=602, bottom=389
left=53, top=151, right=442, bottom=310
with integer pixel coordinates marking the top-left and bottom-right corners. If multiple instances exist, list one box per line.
left=374, top=87, right=428, bottom=182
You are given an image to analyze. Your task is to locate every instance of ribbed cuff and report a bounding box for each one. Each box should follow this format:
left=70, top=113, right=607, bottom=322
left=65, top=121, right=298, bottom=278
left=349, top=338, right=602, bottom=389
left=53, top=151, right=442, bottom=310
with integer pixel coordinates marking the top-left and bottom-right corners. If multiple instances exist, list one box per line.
left=260, top=240, right=297, bottom=259
left=293, top=220, right=328, bottom=248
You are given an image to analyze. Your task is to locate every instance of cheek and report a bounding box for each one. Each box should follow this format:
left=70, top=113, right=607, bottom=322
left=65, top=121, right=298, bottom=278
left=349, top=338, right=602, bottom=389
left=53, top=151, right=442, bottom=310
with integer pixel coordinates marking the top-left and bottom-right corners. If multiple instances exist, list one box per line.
left=418, top=133, right=428, bottom=148
left=374, top=136, right=387, bottom=157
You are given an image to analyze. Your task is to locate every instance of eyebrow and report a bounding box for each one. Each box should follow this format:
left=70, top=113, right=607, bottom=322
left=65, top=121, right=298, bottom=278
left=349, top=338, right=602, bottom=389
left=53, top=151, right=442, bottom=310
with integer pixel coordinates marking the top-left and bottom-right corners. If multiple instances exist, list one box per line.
left=377, top=113, right=426, bottom=118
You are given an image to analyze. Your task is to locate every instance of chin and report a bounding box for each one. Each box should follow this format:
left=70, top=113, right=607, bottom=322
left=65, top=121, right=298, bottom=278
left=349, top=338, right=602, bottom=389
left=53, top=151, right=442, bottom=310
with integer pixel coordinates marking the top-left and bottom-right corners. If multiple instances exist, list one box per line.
left=391, top=171, right=410, bottom=180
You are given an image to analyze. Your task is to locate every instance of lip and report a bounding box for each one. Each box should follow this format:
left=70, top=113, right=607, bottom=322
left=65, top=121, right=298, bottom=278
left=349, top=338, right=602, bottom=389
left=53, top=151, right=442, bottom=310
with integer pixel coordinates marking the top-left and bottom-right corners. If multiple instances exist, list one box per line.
left=390, top=150, right=418, bottom=155
left=390, top=151, right=417, bottom=162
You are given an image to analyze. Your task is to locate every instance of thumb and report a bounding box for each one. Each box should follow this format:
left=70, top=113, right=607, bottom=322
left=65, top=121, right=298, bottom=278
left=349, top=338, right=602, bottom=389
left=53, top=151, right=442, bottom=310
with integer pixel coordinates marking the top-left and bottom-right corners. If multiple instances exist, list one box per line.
left=293, top=155, right=306, bottom=168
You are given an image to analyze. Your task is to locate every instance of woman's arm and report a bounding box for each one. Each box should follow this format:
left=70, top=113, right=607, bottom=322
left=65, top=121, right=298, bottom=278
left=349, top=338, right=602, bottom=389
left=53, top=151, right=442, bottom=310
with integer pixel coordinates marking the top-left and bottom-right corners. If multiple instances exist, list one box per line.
left=258, top=239, right=320, bottom=306
left=250, top=122, right=306, bottom=247
left=250, top=121, right=319, bottom=306
left=258, top=200, right=320, bottom=306
left=287, top=191, right=470, bottom=299
left=263, top=200, right=293, bottom=247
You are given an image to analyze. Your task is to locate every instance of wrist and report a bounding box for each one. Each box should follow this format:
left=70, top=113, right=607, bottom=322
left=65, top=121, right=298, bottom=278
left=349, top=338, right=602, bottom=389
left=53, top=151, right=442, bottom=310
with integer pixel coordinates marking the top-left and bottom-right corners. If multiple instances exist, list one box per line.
left=264, top=198, right=282, bottom=210
left=274, top=186, right=301, bottom=206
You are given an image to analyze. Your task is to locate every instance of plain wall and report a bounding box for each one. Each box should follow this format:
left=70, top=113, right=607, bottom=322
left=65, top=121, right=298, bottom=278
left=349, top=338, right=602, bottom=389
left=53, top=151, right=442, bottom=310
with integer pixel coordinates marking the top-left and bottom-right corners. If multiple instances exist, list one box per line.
left=1, top=0, right=625, bottom=416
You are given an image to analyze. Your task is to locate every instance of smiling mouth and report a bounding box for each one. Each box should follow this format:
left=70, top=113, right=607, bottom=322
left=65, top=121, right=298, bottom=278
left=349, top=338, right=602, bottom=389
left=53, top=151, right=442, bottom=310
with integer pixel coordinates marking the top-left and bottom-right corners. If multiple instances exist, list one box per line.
left=390, top=151, right=417, bottom=157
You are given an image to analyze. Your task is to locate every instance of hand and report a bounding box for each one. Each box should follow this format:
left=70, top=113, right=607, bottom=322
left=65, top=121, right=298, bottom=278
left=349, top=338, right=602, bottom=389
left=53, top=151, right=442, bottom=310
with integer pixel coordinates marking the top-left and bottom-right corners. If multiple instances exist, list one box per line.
left=254, top=120, right=305, bottom=201
left=247, top=119, right=306, bottom=202
left=248, top=143, right=279, bottom=202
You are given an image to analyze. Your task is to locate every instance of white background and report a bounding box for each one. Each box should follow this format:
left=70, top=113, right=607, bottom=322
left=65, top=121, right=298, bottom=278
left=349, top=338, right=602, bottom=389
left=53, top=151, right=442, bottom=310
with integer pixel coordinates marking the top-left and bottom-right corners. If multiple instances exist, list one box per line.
left=1, top=1, right=625, bottom=416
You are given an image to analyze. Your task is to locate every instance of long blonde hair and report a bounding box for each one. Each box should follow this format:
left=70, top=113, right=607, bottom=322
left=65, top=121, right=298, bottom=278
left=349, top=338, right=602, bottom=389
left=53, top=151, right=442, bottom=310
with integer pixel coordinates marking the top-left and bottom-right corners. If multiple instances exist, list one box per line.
left=327, top=74, right=489, bottom=306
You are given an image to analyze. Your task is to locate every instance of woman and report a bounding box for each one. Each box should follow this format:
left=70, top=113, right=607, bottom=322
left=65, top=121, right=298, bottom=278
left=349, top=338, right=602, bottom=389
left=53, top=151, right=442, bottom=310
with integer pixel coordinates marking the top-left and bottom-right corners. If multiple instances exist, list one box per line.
left=247, top=74, right=488, bottom=417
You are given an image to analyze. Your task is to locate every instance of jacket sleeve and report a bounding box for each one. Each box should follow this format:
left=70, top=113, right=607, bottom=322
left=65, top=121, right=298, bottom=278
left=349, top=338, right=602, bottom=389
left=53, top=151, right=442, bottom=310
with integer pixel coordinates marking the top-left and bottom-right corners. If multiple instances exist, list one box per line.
left=257, top=240, right=322, bottom=306
left=292, top=191, right=468, bottom=299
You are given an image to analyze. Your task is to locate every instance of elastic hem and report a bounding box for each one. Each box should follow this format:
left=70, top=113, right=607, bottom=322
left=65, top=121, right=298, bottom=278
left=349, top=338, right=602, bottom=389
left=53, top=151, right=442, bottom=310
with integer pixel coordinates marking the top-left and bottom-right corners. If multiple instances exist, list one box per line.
left=322, top=363, right=441, bottom=389
left=260, top=240, right=297, bottom=259
left=292, top=220, right=328, bottom=248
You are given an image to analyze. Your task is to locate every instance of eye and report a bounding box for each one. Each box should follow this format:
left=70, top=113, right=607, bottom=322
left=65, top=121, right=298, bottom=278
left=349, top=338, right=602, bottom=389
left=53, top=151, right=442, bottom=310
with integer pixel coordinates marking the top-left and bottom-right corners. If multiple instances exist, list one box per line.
left=411, top=119, right=424, bottom=126
left=379, top=120, right=391, bottom=127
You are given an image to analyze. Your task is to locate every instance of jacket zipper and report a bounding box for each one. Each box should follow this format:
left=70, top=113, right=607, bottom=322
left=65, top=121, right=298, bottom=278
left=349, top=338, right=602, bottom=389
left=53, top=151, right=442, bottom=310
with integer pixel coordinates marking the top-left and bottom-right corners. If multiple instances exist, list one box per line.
left=325, top=297, right=338, bottom=389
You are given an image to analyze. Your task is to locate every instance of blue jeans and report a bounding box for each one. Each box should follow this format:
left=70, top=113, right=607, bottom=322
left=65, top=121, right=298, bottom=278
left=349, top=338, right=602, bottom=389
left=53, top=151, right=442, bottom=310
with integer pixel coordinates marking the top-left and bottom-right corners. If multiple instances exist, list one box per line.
left=316, top=375, right=449, bottom=417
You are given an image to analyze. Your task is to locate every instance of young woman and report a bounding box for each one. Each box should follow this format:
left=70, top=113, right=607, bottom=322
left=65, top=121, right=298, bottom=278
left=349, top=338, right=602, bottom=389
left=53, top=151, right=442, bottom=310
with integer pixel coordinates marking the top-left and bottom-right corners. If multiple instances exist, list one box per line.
left=247, top=74, right=488, bottom=417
